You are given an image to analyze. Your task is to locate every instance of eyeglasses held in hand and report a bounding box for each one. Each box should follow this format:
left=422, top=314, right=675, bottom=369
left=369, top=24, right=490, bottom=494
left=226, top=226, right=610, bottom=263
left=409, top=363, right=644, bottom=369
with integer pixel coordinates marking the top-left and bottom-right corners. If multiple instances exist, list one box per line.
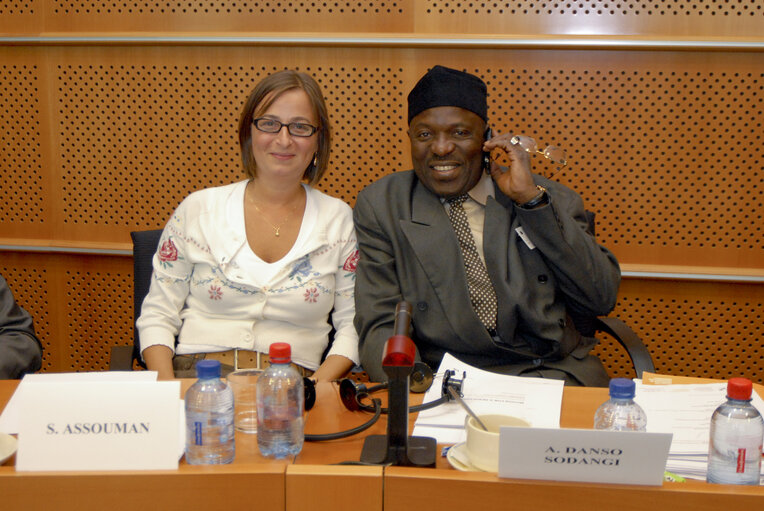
left=510, top=135, right=567, bottom=166
left=510, top=134, right=567, bottom=180
left=253, top=117, right=319, bottom=137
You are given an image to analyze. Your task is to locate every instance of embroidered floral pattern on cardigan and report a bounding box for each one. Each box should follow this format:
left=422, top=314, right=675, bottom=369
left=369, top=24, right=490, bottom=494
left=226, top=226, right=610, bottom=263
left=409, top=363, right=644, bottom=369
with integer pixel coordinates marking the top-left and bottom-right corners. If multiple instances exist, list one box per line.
left=158, top=239, right=179, bottom=269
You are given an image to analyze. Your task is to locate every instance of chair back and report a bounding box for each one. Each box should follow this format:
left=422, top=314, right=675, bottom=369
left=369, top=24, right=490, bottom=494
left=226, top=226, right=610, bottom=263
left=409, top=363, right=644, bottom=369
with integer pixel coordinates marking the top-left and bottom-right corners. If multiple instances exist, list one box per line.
left=130, top=229, right=163, bottom=368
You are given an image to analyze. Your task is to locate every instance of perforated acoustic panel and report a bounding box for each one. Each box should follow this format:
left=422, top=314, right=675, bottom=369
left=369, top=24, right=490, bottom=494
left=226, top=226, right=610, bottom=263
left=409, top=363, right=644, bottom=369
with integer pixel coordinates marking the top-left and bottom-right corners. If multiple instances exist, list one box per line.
left=3, top=250, right=761, bottom=380
left=56, top=61, right=245, bottom=230
left=0, top=0, right=410, bottom=33
left=1, top=252, right=133, bottom=373
left=473, top=52, right=764, bottom=269
left=28, top=47, right=760, bottom=271
left=65, top=266, right=132, bottom=371
left=0, top=261, right=51, bottom=371
left=2, top=0, right=762, bottom=35
left=52, top=0, right=404, bottom=14
left=418, top=0, right=764, bottom=37
left=1, top=44, right=762, bottom=379
left=48, top=49, right=408, bottom=240
left=593, top=279, right=764, bottom=383
left=0, top=61, right=45, bottom=238
left=426, top=0, right=764, bottom=16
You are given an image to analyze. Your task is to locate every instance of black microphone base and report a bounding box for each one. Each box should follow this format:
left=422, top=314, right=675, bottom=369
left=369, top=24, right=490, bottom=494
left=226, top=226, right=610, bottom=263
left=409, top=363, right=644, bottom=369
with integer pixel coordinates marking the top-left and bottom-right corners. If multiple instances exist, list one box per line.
left=360, top=434, right=437, bottom=467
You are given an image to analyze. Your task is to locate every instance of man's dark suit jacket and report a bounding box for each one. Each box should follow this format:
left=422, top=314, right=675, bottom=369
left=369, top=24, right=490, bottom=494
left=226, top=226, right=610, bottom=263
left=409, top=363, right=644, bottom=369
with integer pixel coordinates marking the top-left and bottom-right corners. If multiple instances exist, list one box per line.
left=0, top=274, right=42, bottom=379
left=353, top=171, right=621, bottom=386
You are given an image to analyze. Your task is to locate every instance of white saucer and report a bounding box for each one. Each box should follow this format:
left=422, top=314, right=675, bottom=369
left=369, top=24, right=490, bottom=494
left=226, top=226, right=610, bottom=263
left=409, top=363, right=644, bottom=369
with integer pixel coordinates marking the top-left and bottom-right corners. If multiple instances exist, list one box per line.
left=0, top=433, right=18, bottom=465
left=446, top=442, right=485, bottom=472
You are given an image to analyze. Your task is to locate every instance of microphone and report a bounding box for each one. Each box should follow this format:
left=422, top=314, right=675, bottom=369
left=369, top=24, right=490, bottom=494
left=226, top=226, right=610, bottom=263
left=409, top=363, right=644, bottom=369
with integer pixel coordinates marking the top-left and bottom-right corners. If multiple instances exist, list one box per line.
left=360, top=301, right=436, bottom=467
left=393, top=301, right=412, bottom=337
left=381, top=301, right=415, bottom=368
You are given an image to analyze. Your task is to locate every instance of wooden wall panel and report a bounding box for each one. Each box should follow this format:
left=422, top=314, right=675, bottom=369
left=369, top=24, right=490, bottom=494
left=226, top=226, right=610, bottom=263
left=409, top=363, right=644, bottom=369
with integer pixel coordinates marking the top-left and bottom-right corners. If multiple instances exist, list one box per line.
left=3, top=1, right=763, bottom=36
left=0, top=252, right=133, bottom=373
left=1, top=2, right=761, bottom=381
left=594, top=279, right=764, bottom=383
left=0, top=0, right=42, bottom=34
left=2, top=46, right=760, bottom=271
left=37, top=46, right=413, bottom=245
left=415, top=0, right=764, bottom=37
left=0, top=49, right=50, bottom=241
left=2, top=250, right=761, bottom=382
left=0, top=257, right=52, bottom=371
left=4, top=0, right=412, bottom=33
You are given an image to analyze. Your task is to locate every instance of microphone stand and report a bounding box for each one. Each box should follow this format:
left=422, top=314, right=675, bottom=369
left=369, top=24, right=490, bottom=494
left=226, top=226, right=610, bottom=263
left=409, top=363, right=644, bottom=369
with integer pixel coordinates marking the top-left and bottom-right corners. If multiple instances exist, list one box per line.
left=360, top=301, right=437, bottom=467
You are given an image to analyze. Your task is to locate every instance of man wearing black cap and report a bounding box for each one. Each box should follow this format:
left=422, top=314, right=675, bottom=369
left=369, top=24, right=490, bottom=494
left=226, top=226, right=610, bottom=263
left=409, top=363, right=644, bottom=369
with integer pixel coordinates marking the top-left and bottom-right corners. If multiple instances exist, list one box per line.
left=353, top=65, right=621, bottom=385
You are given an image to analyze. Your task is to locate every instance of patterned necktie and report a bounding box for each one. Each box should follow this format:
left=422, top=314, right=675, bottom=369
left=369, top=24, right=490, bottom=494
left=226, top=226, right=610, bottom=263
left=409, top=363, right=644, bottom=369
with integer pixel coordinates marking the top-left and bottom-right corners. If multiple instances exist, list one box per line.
left=446, top=195, right=498, bottom=332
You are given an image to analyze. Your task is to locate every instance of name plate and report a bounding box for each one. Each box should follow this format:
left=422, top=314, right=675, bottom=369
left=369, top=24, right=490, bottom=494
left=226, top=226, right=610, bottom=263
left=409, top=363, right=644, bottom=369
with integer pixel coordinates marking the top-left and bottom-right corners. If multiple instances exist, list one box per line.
left=17, top=379, right=181, bottom=471
left=498, top=427, right=672, bottom=486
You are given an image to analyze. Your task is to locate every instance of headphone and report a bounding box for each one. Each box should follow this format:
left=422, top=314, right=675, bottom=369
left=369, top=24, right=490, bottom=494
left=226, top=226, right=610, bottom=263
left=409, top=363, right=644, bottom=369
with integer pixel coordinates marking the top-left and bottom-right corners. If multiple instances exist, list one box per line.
left=304, top=366, right=465, bottom=442
left=304, top=301, right=466, bottom=443
left=301, top=362, right=432, bottom=415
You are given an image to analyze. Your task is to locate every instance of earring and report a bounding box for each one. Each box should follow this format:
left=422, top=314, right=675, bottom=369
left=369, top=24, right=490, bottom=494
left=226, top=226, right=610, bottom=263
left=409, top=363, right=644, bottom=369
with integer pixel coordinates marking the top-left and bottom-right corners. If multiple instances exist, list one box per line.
left=309, top=154, right=318, bottom=176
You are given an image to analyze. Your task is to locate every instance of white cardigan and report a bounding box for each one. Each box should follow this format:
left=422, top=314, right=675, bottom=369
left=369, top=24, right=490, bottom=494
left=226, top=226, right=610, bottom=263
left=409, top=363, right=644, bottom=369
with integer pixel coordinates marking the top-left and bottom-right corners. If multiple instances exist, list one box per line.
left=137, top=180, right=360, bottom=370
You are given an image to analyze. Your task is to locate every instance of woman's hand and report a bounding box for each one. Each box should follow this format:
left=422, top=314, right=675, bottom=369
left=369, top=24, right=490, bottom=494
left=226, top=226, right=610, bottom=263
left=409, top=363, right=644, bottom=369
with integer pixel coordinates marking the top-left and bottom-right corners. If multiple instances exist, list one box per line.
left=311, top=354, right=355, bottom=382
left=142, top=344, right=175, bottom=380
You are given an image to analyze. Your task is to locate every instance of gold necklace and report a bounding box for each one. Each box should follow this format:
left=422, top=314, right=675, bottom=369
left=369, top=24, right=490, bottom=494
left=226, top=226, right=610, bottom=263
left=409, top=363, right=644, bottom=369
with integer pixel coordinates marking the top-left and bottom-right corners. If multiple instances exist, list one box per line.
left=247, top=193, right=301, bottom=237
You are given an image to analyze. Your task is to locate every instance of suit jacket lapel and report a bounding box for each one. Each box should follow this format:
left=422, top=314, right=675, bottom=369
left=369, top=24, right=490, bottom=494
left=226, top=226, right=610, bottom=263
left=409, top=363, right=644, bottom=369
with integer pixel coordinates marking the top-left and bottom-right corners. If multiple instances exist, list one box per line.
left=483, top=192, right=512, bottom=284
left=401, top=183, right=464, bottom=300
left=399, top=181, right=488, bottom=343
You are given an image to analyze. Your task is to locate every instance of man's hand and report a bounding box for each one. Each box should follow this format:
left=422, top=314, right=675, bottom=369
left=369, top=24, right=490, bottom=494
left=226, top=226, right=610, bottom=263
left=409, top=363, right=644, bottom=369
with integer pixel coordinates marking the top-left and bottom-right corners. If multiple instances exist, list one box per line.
left=484, top=133, right=539, bottom=204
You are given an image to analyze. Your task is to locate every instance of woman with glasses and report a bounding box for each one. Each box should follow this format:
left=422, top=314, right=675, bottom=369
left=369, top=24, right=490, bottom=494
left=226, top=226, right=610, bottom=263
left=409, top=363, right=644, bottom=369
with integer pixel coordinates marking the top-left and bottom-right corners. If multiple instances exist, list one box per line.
left=137, top=70, right=359, bottom=381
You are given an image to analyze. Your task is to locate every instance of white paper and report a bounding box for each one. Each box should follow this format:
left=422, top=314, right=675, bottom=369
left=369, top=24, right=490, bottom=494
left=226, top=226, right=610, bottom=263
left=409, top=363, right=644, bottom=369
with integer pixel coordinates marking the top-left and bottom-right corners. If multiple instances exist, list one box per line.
left=413, top=353, right=564, bottom=444
left=634, top=381, right=764, bottom=482
left=498, top=427, right=673, bottom=486
left=16, top=378, right=181, bottom=471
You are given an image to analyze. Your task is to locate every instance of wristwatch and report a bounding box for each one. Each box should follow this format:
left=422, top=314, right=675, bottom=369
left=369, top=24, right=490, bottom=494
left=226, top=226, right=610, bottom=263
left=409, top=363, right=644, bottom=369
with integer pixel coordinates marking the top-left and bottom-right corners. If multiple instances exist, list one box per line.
left=517, top=185, right=549, bottom=209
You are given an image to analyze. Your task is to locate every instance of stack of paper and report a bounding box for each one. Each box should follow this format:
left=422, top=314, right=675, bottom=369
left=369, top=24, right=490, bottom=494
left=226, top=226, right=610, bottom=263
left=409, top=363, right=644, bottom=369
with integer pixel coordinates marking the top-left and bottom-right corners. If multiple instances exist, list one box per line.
left=635, top=381, right=764, bottom=482
left=412, top=353, right=564, bottom=444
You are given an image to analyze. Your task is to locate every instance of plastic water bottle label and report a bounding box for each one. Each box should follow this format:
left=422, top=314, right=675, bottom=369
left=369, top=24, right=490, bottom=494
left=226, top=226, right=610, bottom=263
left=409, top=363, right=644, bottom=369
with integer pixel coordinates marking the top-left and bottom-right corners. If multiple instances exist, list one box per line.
left=708, top=428, right=762, bottom=483
left=194, top=422, right=203, bottom=445
left=735, top=448, right=747, bottom=473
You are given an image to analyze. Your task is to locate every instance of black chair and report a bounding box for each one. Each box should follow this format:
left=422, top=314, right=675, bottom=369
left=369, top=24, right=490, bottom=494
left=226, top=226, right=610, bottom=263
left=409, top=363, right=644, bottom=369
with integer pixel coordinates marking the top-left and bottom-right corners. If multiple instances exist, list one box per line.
left=109, top=229, right=163, bottom=371
left=576, top=211, right=654, bottom=378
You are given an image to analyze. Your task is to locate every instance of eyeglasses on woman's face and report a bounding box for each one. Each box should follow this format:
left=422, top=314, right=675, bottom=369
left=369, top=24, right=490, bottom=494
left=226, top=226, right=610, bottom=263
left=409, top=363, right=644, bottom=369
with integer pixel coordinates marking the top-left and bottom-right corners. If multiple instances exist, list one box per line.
left=253, top=117, right=318, bottom=137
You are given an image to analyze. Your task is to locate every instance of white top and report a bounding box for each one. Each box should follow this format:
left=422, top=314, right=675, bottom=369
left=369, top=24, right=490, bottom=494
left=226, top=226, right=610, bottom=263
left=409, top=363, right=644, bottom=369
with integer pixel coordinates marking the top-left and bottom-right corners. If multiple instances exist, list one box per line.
left=136, top=180, right=360, bottom=370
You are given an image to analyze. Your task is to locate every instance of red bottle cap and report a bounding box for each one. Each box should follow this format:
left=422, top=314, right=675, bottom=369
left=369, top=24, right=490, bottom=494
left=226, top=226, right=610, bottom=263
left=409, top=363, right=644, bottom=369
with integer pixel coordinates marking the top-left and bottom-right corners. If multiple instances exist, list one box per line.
left=727, top=377, right=753, bottom=400
left=268, top=342, right=292, bottom=364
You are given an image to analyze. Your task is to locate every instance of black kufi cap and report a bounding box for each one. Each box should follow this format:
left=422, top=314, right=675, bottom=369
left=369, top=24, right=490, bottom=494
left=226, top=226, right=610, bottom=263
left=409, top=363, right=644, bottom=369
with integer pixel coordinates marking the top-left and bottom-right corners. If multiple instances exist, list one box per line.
left=407, top=65, right=488, bottom=124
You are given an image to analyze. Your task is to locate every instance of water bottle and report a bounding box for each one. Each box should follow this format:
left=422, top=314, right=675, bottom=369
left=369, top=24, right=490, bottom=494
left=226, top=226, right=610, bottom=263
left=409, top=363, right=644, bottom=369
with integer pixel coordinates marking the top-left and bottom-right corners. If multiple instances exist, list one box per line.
left=707, top=377, right=763, bottom=485
left=593, top=378, right=647, bottom=431
left=184, top=359, right=235, bottom=464
left=257, top=342, right=305, bottom=458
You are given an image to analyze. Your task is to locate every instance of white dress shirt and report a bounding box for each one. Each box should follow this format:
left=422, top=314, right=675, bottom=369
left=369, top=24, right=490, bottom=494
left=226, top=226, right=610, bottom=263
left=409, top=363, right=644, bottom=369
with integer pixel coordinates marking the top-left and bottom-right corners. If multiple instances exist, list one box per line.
left=442, top=171, right=495, bottom=263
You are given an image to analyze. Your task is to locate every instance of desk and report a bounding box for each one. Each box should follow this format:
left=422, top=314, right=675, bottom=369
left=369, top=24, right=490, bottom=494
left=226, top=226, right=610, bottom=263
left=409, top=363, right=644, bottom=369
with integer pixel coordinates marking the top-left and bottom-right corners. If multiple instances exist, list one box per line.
left=2, top=380, right=763, bottom=511
left=0, top=379, right=286, bottom=511
left=385, top=387, right=764, bottom=510
left=291, top=380, right=386, bottom=511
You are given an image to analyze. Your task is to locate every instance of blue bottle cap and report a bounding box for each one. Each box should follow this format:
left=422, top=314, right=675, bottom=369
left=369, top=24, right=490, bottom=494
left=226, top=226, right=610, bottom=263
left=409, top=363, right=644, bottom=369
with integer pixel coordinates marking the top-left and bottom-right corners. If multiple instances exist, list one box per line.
left=196, top=359, right=221, bottom=379
left=608, top=378, right=636, bottom=399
